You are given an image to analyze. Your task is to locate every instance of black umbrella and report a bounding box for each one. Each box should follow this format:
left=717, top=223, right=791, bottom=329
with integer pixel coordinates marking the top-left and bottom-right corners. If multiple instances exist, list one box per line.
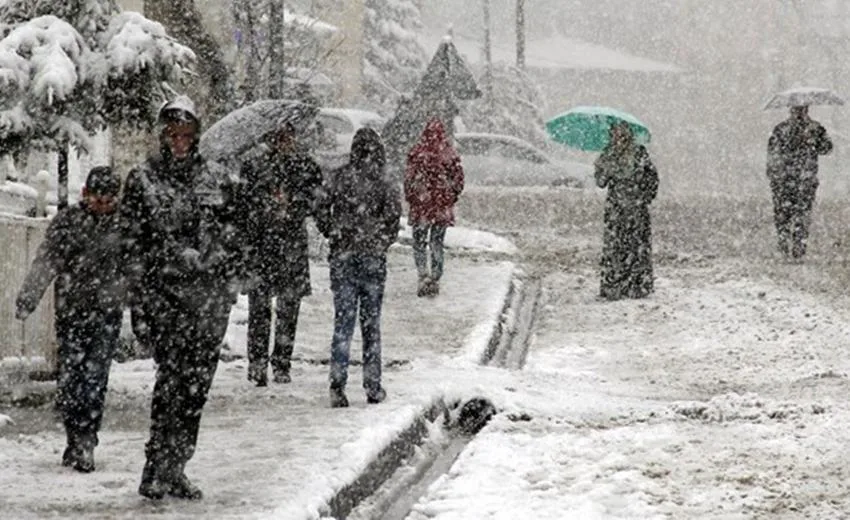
left=199, top=99, right=320, bottom=163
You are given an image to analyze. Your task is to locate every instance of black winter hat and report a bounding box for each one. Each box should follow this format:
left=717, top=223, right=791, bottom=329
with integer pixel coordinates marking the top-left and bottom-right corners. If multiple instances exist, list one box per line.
left=85, top=166, right=121, bottom=196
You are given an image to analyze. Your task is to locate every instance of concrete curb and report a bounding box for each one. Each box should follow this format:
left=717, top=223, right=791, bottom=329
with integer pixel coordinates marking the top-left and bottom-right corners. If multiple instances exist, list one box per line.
left=318, top=271, right=523, bottom=519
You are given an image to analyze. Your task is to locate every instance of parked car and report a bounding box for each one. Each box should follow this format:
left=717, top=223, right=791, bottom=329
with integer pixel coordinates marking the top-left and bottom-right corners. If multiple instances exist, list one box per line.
left=310, top=108, right=386, bottom=169
left=453, top=132, right=592, bottom=188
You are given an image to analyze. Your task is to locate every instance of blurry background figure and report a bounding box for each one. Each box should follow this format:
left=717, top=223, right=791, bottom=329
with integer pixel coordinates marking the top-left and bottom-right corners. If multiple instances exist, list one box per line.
left=594, top=122, right=659, bottom=300
left=766, top=105, right=833, bottom=260
left=15, top=166, right=124, bottom=474
left=404, top=117, right=465, bottom=297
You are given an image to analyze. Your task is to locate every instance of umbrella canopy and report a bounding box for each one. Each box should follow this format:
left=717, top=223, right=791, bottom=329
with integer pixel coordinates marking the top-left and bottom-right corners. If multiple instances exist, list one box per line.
left=764, top=87, right=845, bottom=110
left=546, top=106, right=651, bottom=152
left=199, top=99, right=320, bottom=162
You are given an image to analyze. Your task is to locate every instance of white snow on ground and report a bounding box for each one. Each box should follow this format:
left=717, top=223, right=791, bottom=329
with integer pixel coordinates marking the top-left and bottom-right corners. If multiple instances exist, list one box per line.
left=0, top=231, right=516, bottom=519
left=399, top=218, right=519, bottom=256
left=406, top=263, right=850, bottom=519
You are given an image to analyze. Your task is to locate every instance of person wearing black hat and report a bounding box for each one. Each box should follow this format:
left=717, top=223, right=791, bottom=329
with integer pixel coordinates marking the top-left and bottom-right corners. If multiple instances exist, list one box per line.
left=231, top=120, right=324, bottom=387
left=121, top=96, right=239, bottom=500
left=15, top=165, right=125, bottom=473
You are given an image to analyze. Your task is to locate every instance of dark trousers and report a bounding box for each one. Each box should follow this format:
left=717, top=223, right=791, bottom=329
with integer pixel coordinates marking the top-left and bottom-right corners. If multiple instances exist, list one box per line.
left=771, top=177, right=817, bottom=258
left=142, top=296, right=230, bottom=482
left=247, top=287, right=300, bottom=374
left=328, top=253, right=386, bottom=393
left=412, top=223, right=447, bottom=280
left=55, top=307, right=122, bottom=443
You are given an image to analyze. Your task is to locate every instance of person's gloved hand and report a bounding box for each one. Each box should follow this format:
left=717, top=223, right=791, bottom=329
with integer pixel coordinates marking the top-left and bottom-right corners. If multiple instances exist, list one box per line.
left=15, top=306, right=30, bottom=321
left=180, top=248, right=203, bottom=272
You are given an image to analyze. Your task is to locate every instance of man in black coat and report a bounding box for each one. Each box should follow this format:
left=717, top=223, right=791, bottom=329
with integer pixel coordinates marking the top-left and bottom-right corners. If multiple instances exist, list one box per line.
left=234, top=122, right=324, bottom=387
left=15, top=166, right=124, bottom=473
left=122, top=96, right=237, bottom=500
left=767, top=105, right=833, bottom=259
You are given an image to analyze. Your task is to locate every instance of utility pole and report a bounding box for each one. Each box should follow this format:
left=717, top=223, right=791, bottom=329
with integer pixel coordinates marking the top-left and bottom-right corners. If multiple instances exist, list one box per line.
left=483, top=0, right=494, bottom=130
left=268, top=0, right=286, bottom=98
left=516, top=0, right=526, bottom=69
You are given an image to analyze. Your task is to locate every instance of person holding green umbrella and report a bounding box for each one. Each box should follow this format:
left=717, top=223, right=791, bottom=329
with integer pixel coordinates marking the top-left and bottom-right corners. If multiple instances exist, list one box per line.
left=546, top=106, right=659, bottom=300
left=594, top=121, right=659, bottom=300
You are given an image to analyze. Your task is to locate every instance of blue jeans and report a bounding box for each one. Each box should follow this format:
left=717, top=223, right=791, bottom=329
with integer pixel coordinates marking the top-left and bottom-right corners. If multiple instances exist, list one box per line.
left=412, top=224, right=446, bottom=280
left=329, top=253, right=387, bottom=393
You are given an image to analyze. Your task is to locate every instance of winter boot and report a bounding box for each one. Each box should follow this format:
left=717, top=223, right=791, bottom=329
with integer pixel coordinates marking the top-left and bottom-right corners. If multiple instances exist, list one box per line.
left=168, top=473, right=203, bottom=500
left=329, top=386, right=349, bottom=408
left=417, top=276, right=432, bottom=298
left=366, top=387, right=387, bottom=405
left=427, top=278, right=440, bottom=297
left=62, top=429, right=79, bottom=468
left=138, top=459, right=170, bottom=500
left=247, top=364, right=268, bottom=387
left=272, top=365, right=291, bottom=384
left=72, top=433, right=96, bottom=473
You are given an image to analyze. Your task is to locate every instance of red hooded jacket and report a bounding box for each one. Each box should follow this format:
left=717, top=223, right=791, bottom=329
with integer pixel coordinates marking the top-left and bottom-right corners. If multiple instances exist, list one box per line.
left=404, top=118, right=465, bottom=226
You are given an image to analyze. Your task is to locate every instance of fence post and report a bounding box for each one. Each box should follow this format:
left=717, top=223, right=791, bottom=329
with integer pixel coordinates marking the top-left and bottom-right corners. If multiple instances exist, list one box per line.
left=35, top=170, right=49, bottom=217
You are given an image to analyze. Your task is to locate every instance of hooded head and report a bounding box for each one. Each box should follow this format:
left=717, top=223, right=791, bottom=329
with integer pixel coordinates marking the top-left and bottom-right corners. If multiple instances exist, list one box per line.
left=608, top=121, right=634, bottom=150
left=421, top=117, right=447, bottom=147
left=350, top=127, right=386, bottom=175
left=158, top=96, right=201, bottom=161
left=82, top=166, right=120, bottom=215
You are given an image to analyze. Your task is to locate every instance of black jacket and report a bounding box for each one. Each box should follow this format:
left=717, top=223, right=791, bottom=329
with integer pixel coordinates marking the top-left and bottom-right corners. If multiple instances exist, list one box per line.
left=232, top=150, right=324, bottom=296
left=767, top=117, right=833, bottom=183
left=319, top=159, right=401, bottom=257
left=16, top=203, right=127, bottom=320
left=120, top=151, right=236, bottom=310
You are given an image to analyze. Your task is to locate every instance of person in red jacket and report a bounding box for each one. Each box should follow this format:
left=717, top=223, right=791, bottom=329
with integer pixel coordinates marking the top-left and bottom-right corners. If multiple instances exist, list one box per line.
left=404, top=117, right=464, bottom=297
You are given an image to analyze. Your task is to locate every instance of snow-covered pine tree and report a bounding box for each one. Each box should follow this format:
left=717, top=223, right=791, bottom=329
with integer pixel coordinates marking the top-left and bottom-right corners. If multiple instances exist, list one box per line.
left=363, top=0, right=427, bottom=111
left=0, top=1, right=194, bottom=206
left=460, top=63, right=549, bottom=148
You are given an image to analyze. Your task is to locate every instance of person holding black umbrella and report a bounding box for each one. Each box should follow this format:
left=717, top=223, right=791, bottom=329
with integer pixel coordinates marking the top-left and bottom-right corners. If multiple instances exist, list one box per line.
left=766, top=104, right=833, bottom=260
left=232, top=121, right=324, bottom=387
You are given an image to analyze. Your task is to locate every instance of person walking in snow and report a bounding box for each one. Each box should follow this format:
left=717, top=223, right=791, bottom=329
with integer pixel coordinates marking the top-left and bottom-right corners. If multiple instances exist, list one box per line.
left=121, top=96, right=238, bottom=500
left=316, top=128, right=402, bottom=408
left=404, top=117, right=464, bottom=297
left=767, top=105, right=833, bottom=260
left=595, top=121, right=659, bottom=301
left=231, top=121, right=324, bottom=387
left=15, top=166, right=125, bottom=474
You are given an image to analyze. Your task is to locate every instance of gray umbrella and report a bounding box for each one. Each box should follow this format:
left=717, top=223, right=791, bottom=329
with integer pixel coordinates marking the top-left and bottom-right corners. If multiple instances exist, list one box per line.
left=199, top=99, right=320, bottom=162
left=764, top=87, right=845, bottom=110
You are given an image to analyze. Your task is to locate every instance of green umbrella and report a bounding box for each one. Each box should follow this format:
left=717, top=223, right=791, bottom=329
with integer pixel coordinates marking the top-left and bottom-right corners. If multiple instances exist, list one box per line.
left=545, top=106, right=651, bottom=152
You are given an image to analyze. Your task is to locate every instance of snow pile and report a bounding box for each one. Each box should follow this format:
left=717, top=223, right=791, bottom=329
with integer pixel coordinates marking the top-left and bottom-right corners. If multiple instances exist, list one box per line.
left=671, top=392, right=827, bottom=423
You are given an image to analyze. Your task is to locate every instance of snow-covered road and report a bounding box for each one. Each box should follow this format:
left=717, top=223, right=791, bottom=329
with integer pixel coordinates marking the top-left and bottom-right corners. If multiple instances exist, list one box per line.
left=407, top=259, right=850, bottom=519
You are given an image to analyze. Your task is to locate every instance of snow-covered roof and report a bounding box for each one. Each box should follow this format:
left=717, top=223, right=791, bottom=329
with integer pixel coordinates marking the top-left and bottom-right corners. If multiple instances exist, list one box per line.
left=320, top=108, right=386, bottom=129
left=284, top=9, right=338, bottom=38
left=421, top=32, right=681, bottom=73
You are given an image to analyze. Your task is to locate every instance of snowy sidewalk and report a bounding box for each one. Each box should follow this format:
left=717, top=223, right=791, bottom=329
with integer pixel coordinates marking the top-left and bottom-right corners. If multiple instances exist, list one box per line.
left=0, top=233, right=517, bottom=519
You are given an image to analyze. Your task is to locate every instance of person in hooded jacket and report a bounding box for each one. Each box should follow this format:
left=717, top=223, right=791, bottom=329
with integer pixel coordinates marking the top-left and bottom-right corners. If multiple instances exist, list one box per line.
left=121, top=96, right=237, bottom=500
left=15, top=166, right=125, bottom=473
left=316, top=128, right=401, bottom=408
left=404, top=117, right=464, bottom=297
left=595, top=122, right=659, bottom=301
left=233, top=122, right=324, bottom=387
left=767, top=105, right=833, bottom=259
